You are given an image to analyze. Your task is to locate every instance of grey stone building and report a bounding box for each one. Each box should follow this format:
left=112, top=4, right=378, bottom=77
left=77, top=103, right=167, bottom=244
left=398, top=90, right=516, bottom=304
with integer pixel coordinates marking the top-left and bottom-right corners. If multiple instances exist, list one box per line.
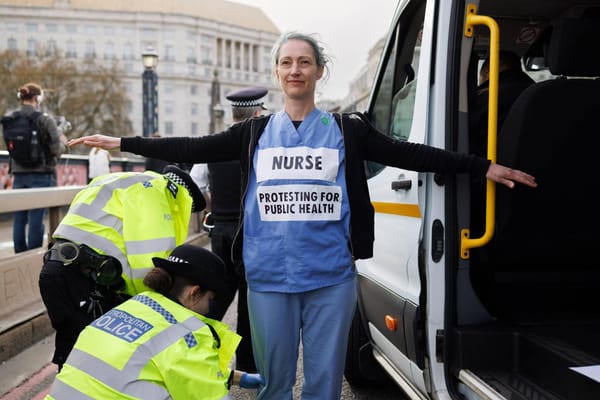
left=0, top=0, right=283, bottom=137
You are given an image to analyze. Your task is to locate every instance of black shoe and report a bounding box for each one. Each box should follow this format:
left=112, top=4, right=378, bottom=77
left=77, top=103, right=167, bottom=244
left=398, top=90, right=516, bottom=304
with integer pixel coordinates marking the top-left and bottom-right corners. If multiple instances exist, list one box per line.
left=236, top=361, right=257, bottom=374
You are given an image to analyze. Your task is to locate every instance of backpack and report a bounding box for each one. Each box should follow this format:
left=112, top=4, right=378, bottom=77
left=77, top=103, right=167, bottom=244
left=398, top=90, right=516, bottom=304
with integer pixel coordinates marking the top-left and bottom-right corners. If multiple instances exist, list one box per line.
left=1, top=110, right=45, bottom=167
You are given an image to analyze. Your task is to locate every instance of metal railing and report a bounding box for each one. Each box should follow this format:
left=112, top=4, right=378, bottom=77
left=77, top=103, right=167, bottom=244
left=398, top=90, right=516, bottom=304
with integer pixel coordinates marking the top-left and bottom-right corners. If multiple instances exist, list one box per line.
left=0, top=150, right=147, bottom=189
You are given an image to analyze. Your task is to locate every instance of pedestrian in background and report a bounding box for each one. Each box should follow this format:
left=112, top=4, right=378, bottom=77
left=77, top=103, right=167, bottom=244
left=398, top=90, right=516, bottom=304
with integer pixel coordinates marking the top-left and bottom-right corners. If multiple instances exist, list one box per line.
left=69, top=31, right=537, bottom=400
left=2, top=82, right=67, bottom=253
left=45, top=244, right=264, bottom=399
left=39, top=166, right=205, bottom=371
left=87, top=147, right=111, bottom=183
left=190, top=86, right=269, bottom=374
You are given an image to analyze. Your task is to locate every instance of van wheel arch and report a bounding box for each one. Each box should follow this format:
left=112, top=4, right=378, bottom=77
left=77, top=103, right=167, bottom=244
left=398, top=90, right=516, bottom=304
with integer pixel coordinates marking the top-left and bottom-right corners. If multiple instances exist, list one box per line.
left=344, top=309, right=390, bottom=386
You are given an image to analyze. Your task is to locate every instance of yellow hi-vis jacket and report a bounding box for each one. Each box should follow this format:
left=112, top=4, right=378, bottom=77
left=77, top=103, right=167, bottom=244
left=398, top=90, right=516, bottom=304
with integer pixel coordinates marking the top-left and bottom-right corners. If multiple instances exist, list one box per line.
left=53, top=171, right=192, bottom=295
left=46, top=291, right=241, bottom=399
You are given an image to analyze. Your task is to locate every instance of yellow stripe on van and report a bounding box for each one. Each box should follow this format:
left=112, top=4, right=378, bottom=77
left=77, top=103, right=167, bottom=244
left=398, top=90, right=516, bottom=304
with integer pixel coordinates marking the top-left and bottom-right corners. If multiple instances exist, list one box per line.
left=372, top=202, right=421, bottom=218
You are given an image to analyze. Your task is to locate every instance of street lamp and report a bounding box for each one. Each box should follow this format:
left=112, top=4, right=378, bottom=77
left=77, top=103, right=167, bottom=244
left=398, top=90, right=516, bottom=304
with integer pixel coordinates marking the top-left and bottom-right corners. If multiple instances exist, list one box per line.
left=209, top=69, right=225, bottom=133
left=142, top=46, right=159, bottom=137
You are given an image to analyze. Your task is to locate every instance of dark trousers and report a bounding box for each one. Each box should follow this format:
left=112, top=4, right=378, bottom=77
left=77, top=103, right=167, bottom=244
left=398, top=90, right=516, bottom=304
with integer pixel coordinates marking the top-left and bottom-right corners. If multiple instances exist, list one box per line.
left=39, top=257, right=127, bottom=369
left=206, top=220, right=256, bottom=372
left=12, top=172, right=55, bottom=253
left=39, top=259, right=98, bottom=368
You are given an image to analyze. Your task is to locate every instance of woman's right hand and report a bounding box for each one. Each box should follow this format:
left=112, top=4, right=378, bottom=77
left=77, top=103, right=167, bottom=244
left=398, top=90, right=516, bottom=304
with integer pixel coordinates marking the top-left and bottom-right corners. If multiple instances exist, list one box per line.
left=68, top=134, right=121, bottom=150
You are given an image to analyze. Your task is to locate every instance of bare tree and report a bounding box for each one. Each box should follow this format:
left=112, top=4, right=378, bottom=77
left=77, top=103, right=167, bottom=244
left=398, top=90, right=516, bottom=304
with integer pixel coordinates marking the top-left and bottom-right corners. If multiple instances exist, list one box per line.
left=0, top=48, right=132, bottom=154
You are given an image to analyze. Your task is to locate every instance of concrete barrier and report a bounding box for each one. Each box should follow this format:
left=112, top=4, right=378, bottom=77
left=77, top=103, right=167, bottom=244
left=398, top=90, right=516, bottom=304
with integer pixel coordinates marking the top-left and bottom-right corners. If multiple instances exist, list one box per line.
left=0, top=248, right=48, bottom=334
left=0, top=186, right=84, bottom=362
left=0, top=248, right=53, bottom=362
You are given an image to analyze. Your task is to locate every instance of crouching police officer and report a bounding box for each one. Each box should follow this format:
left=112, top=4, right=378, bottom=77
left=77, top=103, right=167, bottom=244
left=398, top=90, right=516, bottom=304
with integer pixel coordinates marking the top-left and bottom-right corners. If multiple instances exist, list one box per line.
left=45, top=244, right=264, bottom=400
left=39, top=166, right=206, bottom=371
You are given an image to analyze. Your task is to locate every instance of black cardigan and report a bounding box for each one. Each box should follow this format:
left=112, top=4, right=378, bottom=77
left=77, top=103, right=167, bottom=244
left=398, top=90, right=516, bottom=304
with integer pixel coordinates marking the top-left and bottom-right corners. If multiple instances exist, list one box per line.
left=122, top=112, right=490, bottom=261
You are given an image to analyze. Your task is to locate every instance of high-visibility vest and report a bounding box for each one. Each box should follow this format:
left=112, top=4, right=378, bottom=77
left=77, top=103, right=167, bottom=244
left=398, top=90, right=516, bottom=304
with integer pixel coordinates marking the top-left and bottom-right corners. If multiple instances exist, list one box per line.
left=46, top=291, right=241, bottom=399
left=53, top=171, right=193, bottom=295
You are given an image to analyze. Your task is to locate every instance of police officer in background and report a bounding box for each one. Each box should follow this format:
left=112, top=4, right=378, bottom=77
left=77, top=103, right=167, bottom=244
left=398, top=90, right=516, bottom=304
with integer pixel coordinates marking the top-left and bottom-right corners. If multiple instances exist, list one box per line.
left=39, top=166, right=205, bottom=371
left=190, top=86, right=268, bottom=373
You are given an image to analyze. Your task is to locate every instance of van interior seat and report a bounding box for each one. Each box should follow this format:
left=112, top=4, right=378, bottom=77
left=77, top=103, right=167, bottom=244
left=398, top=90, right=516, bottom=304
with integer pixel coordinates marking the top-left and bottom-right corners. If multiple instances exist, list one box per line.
left=472, top=18, right=600, bottom=320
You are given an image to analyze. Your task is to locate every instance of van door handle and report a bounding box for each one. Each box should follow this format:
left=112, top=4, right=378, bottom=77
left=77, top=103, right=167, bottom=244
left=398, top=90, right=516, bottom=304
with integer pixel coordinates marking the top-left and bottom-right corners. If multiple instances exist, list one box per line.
left=391, top=180, right=412, bottom=190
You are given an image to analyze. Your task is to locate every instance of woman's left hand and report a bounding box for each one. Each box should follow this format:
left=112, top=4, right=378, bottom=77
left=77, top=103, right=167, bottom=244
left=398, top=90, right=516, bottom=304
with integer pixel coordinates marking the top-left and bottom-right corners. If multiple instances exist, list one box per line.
left=486, top=163, right=537, bottom=189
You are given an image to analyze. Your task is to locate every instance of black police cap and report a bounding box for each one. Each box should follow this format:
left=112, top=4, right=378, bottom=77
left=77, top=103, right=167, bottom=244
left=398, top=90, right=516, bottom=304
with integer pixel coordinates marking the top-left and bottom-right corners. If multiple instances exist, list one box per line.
left=152, top=244, right=225, bottom=299
left=225, top=86, right=268, bottom=110
left=162, top=165, right=206, bottom=213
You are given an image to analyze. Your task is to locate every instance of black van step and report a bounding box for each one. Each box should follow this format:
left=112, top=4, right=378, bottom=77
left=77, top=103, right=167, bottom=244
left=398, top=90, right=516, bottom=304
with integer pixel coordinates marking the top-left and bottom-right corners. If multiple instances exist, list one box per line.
left=452, top=323, right=600, bottom=399
left=519, top=333, right=600, bottom=400
left=469, top=369, right=561, bottom=400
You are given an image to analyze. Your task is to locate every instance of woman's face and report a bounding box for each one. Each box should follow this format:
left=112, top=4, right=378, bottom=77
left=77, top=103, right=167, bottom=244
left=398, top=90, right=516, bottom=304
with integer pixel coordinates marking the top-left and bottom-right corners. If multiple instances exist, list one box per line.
left=275, top=39, right=324, bottom=101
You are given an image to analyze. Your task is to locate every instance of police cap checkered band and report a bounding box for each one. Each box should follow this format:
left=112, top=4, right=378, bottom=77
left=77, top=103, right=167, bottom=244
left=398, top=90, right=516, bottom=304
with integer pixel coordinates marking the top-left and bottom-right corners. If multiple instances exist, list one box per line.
left=165, top=255, right=190, bottom=264
left=226, top=86, right=268, bottom=109
left=164, top=171, right=186, bottom=188
left=162, top=165, right=206, bottom=212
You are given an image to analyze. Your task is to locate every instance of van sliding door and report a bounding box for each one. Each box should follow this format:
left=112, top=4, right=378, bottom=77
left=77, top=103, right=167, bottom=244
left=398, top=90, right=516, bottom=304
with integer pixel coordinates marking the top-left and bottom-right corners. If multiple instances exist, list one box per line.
left=356, top=0, right=430, bottom=392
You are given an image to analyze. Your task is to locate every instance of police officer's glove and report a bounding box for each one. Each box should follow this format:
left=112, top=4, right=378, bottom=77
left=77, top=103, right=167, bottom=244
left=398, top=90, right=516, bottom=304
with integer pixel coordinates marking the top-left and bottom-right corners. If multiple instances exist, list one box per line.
left=239, top=373, right=265, bottom=389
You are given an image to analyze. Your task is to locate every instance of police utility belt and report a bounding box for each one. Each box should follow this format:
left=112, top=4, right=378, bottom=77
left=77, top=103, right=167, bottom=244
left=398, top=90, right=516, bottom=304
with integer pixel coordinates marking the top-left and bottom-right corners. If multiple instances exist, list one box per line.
left=44, top=239, right=123, bottom=288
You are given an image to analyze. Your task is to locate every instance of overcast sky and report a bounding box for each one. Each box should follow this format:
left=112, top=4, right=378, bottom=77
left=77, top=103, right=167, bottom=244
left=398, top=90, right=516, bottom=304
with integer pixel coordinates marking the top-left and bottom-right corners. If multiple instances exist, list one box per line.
left=234, top=0, right=398, bottom=101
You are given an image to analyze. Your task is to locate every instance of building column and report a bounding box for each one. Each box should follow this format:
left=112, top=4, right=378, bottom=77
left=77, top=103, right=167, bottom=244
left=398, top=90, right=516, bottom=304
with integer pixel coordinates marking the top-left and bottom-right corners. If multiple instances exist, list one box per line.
left=240, top=42, right=245, bottom=71
left=222, top=39, right=227, bottom=69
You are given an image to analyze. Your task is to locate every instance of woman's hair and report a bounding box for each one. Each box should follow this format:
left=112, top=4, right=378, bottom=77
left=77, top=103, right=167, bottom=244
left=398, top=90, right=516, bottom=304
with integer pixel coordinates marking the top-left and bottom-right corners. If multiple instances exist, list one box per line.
left=143, top=267, right=208, bottom=301
left=271, top=31, right=331, bottom=83
left=18, top=82, right=42, bottom=101
left=143, top=267, right=174, bottom=294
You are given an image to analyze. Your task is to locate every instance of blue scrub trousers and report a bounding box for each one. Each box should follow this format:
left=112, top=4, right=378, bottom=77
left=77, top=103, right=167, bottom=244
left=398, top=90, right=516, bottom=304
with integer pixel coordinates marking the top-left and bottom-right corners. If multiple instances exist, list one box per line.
left=248, top=277, right=357, bottom=400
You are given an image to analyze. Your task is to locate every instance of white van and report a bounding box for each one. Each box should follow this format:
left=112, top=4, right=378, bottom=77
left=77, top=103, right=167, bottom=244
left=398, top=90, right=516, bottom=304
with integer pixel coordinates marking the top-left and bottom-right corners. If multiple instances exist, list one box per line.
left=344, top=1, right=600, bottom=399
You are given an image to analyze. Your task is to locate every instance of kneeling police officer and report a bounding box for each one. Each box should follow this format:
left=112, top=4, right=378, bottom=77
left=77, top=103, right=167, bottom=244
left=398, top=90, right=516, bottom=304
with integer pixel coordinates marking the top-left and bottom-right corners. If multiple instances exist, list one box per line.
left=45, top=244, right=264, bottom=399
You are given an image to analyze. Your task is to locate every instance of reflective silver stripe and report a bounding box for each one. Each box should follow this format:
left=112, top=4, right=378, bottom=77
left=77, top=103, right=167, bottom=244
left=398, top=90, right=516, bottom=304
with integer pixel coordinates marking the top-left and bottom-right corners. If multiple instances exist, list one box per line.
left=49, top=376, right=96, bottom=399
left=62, top=173, right=157, bottom=231
left=67, top=348, right=120, bottom=382
left=52, top=224, right=130, bottom=278
left=90, top=173, right=157, bottom=209
left=66, top=349, right=170, bottom=399
left=54, top=172, right=158, bottom=240
left=123, top=316, right=204, bottom=367
left=119, top=380, right=171, bottom=400
left=126, top=236, right=177, bottom=255
left=66, top=203, right=123, bottom=233
left=53, top=211, right=123, bottom=244
left=131, top=267, right=153, bottom=280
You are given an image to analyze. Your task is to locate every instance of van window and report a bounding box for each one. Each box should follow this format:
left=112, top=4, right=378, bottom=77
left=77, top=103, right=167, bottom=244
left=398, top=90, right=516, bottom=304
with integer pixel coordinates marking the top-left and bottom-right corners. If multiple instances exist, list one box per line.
left=367, top=2, right=425, bottom=176
left=391, top=48, right=420, bottom=141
